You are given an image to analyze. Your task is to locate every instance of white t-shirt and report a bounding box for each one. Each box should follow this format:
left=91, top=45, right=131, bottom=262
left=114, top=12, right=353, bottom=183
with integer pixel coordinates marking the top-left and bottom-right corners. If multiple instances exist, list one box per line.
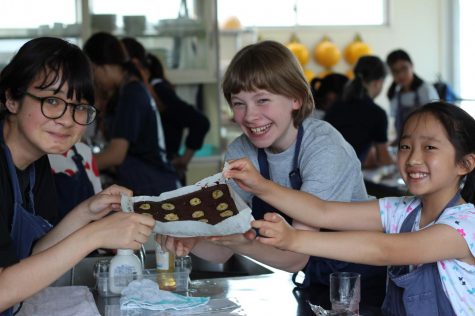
left=379, top=196, right=475, bottom=315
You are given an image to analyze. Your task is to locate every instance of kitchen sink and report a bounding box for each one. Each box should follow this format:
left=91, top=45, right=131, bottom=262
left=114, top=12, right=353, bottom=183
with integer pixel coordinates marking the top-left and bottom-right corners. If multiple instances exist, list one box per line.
left=53, top=252, right=273, bottom=288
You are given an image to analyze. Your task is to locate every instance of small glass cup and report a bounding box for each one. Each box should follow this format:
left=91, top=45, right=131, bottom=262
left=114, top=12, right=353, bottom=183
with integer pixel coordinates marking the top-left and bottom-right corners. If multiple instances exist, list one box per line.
left=174, top=255, right=192, bottom=273
left=330, top=272, right=361, bottom=314
left=93, top=258, right=110, bottom=295
left=174, top=255, right=192, bottom=292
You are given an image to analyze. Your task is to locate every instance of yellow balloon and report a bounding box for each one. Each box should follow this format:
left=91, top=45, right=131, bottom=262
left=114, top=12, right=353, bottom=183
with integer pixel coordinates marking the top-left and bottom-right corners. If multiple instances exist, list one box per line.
left=286, top=42, right=310, bottom=66
left=314, top=40, right=341, bottom=68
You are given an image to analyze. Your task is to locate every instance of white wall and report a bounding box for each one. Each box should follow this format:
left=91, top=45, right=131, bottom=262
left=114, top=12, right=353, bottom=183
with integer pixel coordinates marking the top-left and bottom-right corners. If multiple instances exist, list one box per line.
left=220, top=0, right=452, bottom=113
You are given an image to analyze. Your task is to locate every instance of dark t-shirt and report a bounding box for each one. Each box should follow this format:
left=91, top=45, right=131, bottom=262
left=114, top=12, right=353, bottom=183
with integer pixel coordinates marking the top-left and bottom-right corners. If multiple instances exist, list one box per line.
left=151, top=78, right=210, bottom=158
left=0, top=148, right=58, bottom=267
left=324, top=97, right=388, bottom=162
left=109, top=80, right=167, bottom=167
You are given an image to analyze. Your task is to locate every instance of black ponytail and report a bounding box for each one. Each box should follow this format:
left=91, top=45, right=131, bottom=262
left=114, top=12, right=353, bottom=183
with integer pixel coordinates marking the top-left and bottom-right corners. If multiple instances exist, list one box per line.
left=342, top=76, right=366, bottom=102
left=343, top=55, right=386, bottom=102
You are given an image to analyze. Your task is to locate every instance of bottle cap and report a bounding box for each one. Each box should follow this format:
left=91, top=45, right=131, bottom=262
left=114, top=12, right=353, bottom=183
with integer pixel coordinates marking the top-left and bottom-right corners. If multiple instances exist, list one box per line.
left=117, top=249, right=134, bottom=255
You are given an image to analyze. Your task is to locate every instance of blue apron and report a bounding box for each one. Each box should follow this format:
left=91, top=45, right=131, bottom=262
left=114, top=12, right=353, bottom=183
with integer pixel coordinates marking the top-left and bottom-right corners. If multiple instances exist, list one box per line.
left=381, top=193, right=459, bottom=316
left=0, top=121, right=52, bottom=316
left=251, top=125, right=304, bottom=223
left=53, top=145, right=95, bottom=224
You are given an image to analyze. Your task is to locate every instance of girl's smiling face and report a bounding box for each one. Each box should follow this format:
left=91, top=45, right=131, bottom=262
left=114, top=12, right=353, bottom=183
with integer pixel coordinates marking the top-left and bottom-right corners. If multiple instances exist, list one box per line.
left=230, top=89, right=301, bottom=153
left=6, top=73, right=87, bottom=166
left=397, top=113, right=467, bottom=199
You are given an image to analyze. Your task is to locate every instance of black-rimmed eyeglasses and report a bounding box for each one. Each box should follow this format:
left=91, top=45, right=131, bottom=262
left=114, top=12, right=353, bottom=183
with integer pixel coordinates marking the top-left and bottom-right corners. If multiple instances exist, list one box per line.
left=24, top=92, right=98, bottom=125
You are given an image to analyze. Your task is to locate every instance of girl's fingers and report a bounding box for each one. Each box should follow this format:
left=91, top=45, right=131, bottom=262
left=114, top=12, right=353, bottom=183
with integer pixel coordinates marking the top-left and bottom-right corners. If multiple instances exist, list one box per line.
left=263, top=212, right=281, bottom=222
left=251, top=220, right=265, bottom=229
left=255, top=236, right=276, bottom=246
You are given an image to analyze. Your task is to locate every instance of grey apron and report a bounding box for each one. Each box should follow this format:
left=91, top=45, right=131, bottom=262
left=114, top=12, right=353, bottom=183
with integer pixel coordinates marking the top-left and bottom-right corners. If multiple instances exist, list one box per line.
left=381, top=193, right=459, bottom=316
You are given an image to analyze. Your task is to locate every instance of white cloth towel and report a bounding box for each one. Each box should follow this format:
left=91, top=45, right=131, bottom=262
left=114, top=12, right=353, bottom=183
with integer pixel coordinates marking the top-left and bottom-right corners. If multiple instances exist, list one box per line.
left=15, top=286, right=100, bottom=316
left=120, top=279, right=209, bottom=311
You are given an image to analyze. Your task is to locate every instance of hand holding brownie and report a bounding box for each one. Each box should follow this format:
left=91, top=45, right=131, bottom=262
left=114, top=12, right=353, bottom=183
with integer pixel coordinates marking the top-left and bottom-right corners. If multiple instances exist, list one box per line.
left=223, top=158, right=272, bottom=196
left=252, top=213, right=297, bottom=250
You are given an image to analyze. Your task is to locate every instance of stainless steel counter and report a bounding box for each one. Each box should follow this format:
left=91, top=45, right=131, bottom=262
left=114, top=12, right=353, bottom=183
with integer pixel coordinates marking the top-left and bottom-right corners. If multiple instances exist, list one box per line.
left=94, top=266, right=383, bottom=316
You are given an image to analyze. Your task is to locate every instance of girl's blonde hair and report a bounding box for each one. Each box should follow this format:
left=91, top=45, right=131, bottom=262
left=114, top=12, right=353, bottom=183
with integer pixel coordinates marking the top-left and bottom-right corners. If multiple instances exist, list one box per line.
left=222, top=40, right=314, bottom=127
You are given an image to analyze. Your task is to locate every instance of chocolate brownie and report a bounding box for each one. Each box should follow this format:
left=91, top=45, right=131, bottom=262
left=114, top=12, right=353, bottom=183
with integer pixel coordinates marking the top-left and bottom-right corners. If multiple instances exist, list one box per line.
left=133, top=183, right=238, bottom=225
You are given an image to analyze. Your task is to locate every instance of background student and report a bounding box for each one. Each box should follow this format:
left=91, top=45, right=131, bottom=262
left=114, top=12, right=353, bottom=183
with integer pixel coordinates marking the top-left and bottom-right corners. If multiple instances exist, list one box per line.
left=325, top=56, right=393, bottom=168
left=310, top=73, right=348, bottom=120
left=121, top=37, right=210, bottom=185
left=83, top=32, right=180, bottom=195
left=0, top=37, right=155, bottom=315
left=386, top=49, right=439, bottom=136
left=226, top=102, right=475, bottom=315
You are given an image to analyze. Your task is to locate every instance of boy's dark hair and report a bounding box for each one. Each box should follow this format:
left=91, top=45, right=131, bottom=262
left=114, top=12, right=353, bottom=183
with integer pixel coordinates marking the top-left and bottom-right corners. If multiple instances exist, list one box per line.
left=0, top=37, right=94, bottom=113
left=343, top=55, right=386, bottom=102
left=386, top=49, right=423, bottom=99
left=222, top=40, right=314, bottom=127
left=400, top=102, right=475, bottom=203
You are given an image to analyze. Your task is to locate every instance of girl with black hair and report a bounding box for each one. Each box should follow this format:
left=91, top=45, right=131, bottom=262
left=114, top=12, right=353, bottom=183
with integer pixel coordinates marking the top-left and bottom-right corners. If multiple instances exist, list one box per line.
left=228, top=102, right=475, bottom=315
left=325, top=56, right=393, bottom=168
left=386, top=49, right=439, bottom=136
left=0, top=37, right=155, bottom=315
left=83, top=32, right=180, bottom=195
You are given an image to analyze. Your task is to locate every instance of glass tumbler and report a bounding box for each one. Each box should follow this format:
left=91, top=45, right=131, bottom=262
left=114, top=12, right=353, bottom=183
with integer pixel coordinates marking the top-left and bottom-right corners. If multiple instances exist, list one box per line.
left=174, top=255, right=192, bottom=292
left=93, top=258, right=110, bottom=295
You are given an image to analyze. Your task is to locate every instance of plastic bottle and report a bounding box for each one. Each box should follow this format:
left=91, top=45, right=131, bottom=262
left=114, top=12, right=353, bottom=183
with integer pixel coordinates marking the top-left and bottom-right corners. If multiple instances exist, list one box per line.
left=156, top=243, right=176, bottom=291
left=108, top=249, right=143, bottom=294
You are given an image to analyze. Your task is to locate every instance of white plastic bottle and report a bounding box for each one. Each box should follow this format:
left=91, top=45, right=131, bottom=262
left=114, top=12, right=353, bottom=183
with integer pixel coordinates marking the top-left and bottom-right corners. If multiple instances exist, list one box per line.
left=109, top=249, right=143, bottom=294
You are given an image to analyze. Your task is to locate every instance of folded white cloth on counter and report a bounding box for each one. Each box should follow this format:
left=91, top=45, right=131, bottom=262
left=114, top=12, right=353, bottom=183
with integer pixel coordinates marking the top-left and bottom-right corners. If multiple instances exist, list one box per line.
left=16, top=286, right=100, bottom=316
left=120, top=279, right=209, bottom=311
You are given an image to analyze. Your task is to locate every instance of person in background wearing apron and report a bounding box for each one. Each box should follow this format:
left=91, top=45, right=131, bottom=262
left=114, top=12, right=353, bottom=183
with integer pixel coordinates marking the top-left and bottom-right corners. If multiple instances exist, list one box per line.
left=48, top=142, right=102, bottom=224
left=83, top=32, right=180, bottom=196
left=160, top=40, right=385, bottom=299
left=120, top=37, right=210, bottom=186
left=324, top=56, right=393, bottom=169
left=0, top=38, right=156, bottom=315
left=228, top=102, right=475, bottom=315
left=386, top=49, right=439, bottom=139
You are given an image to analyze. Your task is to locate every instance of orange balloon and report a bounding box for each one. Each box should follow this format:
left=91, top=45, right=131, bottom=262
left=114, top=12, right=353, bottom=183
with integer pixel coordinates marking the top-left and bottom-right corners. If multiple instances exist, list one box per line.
left=221, top=16, right=242, bottom=30
left=314, top=40, right=341, bottom=69
left=344, top=41, right=372, bottom=65
left=287, top=42, right=310, bottom=66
